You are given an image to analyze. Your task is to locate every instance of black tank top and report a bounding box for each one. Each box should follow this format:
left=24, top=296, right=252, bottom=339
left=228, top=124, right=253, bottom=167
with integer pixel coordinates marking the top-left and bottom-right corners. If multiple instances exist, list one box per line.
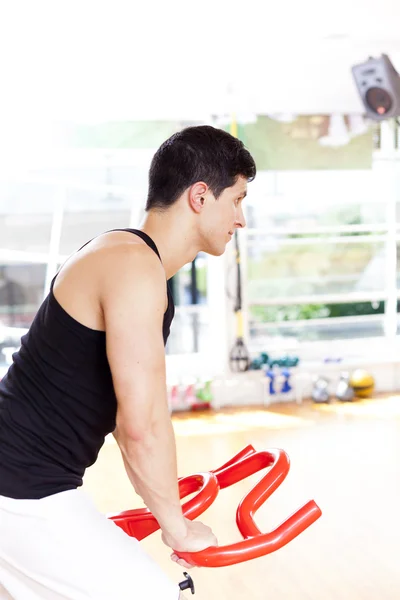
left=0, top=229, right=175, bottom=499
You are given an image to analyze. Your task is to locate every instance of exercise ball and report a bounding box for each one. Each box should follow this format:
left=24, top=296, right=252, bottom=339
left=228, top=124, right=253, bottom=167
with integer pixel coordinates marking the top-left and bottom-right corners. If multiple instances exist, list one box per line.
left=349, top=369, right=375, bottom=398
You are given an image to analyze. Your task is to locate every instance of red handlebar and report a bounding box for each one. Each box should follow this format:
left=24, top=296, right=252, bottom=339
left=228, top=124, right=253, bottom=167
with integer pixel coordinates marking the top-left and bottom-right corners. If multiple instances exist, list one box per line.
left=109, top=471, right=219, bottom=541
left=108, top=445, right=321, bottom=567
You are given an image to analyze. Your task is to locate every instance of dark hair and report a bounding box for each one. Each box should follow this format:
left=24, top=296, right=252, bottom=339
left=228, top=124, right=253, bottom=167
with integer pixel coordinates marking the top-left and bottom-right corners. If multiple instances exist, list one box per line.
left=145, top=125, right=256, bottom=211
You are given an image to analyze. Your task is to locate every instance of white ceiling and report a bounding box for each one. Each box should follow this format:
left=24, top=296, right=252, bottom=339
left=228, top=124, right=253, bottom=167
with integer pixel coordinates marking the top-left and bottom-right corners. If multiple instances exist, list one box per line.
left=1, top=0, right=400, bottom=122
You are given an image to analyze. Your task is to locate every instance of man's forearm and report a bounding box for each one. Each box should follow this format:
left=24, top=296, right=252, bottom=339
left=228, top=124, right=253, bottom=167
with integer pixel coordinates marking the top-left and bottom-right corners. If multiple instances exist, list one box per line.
left=115, top=415, right=187, bottom=541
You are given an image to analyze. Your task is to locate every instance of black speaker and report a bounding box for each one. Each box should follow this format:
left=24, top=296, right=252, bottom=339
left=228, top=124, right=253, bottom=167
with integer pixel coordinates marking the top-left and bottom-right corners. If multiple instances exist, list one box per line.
left=352, top=54, right=400, bottom=121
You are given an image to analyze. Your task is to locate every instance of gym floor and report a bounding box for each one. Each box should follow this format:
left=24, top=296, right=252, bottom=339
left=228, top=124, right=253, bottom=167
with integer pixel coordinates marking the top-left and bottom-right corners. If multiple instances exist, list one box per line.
left=83, top=394, right=400, bottom=599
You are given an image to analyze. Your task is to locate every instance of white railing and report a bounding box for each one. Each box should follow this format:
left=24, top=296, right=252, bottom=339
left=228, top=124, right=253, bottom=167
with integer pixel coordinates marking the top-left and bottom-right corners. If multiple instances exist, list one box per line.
left=250, top=313, right=383, bottom=331
left=248, top=291, right=387, bottom=306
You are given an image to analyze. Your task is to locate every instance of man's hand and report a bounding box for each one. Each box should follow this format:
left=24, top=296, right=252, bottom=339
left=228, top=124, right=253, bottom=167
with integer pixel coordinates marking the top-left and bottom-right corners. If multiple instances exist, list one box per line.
left=162, top=517, right=218, bottom=569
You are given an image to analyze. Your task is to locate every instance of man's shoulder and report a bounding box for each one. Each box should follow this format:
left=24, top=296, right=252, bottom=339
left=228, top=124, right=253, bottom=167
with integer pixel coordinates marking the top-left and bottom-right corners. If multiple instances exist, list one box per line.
left=90, top=231, right=163, bottom=273
left=93, top=233, right=166, bottom=298
left=56, top=230, right=165, bottom=303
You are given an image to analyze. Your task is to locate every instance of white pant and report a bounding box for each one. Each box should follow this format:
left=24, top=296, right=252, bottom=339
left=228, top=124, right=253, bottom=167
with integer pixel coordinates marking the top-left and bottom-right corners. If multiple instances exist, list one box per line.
left=0, top=490, right=179, bottom=599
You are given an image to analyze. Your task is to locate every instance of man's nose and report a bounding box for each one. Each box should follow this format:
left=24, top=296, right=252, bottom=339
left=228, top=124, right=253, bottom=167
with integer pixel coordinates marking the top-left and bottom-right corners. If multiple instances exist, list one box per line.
left=235, top=207, right=246, bottom=229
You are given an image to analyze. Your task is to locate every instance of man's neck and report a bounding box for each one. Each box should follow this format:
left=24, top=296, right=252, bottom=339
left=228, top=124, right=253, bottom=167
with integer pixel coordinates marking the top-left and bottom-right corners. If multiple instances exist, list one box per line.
left=140, top=209, right=200, bottom=279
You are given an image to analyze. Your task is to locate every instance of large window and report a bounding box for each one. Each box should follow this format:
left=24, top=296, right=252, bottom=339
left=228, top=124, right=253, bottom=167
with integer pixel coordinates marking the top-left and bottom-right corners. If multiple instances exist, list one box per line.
left=247, top=235, right=386, bottom=299
left=245, top=163, right=400, bottom=350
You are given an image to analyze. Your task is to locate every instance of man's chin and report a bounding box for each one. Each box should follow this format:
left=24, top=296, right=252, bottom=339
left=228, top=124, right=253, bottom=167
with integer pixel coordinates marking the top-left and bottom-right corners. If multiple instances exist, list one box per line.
left=215, top=248, right=227, bottom=257
left=203, top=246, right=225, bottom=257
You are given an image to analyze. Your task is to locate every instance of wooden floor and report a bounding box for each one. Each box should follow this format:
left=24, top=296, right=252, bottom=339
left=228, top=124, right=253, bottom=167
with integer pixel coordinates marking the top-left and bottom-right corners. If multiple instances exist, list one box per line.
left=83, top=394, right=400, bottom=599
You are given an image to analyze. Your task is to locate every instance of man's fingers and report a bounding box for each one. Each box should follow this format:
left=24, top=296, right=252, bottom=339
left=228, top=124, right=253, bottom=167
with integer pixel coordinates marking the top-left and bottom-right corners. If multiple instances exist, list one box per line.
left=170, top=553, right=195, bottom=569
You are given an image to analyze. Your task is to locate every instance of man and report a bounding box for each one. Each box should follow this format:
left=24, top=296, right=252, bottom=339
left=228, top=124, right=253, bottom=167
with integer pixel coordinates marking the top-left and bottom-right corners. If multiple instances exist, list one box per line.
left=0, top=125, right=256, bottom=599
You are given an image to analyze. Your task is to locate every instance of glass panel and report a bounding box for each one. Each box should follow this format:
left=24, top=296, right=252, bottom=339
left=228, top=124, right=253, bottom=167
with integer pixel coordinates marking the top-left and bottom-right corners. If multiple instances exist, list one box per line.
left=0, top=182, right=54, bottom=213
left=0, top=214, right=53, bottom=255
left=247, top=236, right=386, bottom=300
left=59, top=210, right=131, bottom=255
left=247, top=200, right=386, bottom=230
left=59, top=189, right=133, bottom=255
left=169, top=254, right=208, bottom=306
left=0, top=183, right=53, bottom=254
left=249, top=316, right=385, bottom=346
left=166, top=308, right=210, bottom=354
left=247, top=170, right=386, bottom=230
left=397, top=243, right=400, bottom=289
left=38, top=164, right=149, bottom=191
left=397, top=300, right=400, bottom=335
left=0, top=264, right=46, bottom=328
left=249, top=301, right=385, bottom=322
left=167, top=255, right=209, bottom=354
left=249, top=301, right=385, bottom=346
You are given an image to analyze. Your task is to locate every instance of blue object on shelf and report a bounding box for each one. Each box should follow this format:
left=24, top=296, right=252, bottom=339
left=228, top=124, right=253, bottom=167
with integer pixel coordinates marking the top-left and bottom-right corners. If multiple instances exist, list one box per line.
left=265, top=368, right=292, bottom=395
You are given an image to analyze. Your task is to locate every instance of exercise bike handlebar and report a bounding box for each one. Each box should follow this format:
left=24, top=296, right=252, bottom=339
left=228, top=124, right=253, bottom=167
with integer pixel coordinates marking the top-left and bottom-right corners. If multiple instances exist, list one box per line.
left=108, top=444, right=322, bottom=568
left=176, top=445, right=321, bottom=567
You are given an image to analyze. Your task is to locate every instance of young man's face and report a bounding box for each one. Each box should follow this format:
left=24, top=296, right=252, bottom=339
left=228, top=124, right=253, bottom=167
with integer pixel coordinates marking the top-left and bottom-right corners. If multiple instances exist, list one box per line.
left=200, top=176, right=248, bottom=256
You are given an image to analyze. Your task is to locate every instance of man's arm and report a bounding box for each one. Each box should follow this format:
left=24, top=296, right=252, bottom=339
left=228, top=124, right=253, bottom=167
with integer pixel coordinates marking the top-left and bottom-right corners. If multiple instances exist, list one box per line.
left=100, top=244, right=187, bottom=542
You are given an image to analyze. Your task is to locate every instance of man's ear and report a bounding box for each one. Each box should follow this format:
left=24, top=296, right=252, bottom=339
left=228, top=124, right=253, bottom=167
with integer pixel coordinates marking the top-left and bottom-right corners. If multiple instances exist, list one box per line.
left=189, top=181, right=209, bottom=213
